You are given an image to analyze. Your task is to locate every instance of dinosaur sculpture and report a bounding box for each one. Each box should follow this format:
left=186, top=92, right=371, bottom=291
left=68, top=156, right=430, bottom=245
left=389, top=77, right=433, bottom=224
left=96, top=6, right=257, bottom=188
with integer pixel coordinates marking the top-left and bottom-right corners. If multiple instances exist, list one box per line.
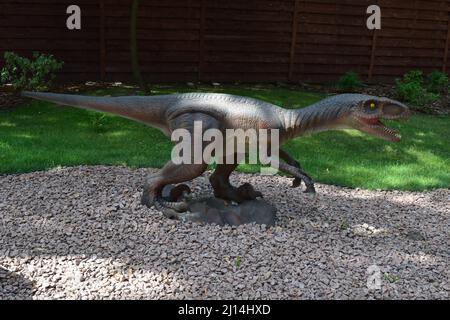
left=22, top=91, right=410, bottom=213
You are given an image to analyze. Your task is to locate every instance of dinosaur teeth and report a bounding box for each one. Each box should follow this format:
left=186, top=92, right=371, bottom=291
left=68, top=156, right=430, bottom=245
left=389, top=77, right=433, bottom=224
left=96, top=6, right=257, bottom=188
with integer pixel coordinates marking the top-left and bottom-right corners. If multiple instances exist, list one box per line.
left=382, top=126, right=397, bottom=134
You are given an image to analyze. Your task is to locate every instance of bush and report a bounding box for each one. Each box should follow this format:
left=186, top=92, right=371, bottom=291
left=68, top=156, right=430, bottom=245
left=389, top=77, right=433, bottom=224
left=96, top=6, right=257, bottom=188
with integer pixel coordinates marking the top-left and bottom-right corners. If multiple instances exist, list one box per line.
left=90, top=113, right=109, bottom=133
left=426, top=71, right=449, bottom=95
left=336, top=72, right=361, bottom=92
left=395, top=70, right=439, bottom=107
left=0, top=51, right=63, bottom=91
left=402, top=69, right=423, bottom=84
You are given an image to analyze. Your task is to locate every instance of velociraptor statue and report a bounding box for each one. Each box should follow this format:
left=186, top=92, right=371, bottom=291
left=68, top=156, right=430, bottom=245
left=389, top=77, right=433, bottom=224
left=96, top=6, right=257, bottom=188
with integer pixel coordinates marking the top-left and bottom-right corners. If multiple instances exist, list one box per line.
left=22, top=91, right=410, bottom=212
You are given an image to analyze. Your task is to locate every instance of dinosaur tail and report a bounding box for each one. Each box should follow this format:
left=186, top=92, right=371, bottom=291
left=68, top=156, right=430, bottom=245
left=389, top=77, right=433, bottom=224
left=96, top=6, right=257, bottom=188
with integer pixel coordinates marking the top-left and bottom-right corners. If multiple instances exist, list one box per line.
left=21, top=91, right=167, bottom=126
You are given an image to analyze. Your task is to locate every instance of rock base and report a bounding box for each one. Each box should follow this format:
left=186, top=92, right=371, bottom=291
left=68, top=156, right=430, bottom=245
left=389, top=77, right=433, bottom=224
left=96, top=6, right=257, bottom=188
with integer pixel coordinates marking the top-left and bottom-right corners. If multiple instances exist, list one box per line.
left=163, top=197, right=277, bottom=226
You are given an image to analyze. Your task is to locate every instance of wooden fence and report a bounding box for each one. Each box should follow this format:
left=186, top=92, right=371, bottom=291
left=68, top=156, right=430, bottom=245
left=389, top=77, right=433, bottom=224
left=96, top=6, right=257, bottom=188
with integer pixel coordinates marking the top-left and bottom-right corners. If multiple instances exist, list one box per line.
left=1, top=0, right=449, bottom=83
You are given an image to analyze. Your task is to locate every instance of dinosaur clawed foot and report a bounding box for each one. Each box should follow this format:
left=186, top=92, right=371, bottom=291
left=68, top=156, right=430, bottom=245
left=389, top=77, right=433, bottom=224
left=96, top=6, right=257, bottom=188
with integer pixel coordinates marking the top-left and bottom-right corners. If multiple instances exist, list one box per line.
left=154, top=196, right=188, bottom=213
left=291, top=177, right=316, bottom=198
left=303, top=184, right=316, bottom=200
left=291, top=177, right=302, bottom=188
left=214, top=183, right=263, bottom=203
left=141, top=183, right=156, bottom=208
left=141, top=183, right=191, bottom=212
left=237, top=183, right=263, bottom=200
left=304, top=184, right=316, bottom=193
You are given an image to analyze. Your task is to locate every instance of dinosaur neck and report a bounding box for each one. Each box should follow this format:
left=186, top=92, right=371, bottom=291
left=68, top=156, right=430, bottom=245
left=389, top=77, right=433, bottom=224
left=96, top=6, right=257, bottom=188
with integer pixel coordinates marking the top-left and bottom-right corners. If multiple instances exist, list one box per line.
left=282, top=98, right=354, bottom=139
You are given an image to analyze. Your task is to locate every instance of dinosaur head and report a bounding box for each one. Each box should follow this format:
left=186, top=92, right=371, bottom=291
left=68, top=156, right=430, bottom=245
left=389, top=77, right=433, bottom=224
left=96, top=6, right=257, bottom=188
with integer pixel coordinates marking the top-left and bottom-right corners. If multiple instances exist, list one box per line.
left=347, top=96, right=410, bottom=142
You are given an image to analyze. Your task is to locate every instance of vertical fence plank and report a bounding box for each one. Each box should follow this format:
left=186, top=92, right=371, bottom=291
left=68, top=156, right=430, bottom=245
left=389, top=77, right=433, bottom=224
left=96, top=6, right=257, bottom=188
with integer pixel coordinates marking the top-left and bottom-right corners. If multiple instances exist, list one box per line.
left=367, top=0, right=378, bottom=82
left=99, top=0, right=106, bottom=80
left=443, top=12, right=450, bottom=73
left=288, top=0, right=300, bottom=81
left=368, top=30, right=377, bottom=82
left=198, top=0, right=206, bottom=82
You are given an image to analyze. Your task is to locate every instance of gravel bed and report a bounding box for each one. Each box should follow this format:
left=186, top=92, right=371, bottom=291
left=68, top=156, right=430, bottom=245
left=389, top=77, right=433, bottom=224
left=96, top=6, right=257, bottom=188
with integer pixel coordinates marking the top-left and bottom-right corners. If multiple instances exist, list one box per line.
left=0, top=165, right=448, bottom=300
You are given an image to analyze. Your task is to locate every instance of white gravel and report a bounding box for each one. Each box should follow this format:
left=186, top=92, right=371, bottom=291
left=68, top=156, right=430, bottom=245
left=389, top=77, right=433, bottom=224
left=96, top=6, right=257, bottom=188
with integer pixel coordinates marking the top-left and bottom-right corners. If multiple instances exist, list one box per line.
left=0, top=165, right=448, bottom=300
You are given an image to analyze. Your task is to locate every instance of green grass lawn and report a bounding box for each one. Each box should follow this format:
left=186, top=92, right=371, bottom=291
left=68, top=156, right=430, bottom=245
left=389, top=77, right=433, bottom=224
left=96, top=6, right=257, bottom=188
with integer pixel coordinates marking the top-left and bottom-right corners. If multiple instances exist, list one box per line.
left=0, top=84, right=449, bottom=191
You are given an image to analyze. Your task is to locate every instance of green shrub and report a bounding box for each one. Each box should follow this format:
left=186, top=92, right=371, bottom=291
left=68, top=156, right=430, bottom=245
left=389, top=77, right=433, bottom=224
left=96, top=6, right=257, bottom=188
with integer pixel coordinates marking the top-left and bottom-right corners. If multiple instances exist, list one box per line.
left=1, top=51, right=63, bottom=91
left=337, top=72, right=361, bottom=92
left=426, top=71, right=449, bottom=95
left=402, top=69, right=423, bottom=85
left=90, top=113, right=109, bottom=133
left=395, top=70, right=439, bottom=107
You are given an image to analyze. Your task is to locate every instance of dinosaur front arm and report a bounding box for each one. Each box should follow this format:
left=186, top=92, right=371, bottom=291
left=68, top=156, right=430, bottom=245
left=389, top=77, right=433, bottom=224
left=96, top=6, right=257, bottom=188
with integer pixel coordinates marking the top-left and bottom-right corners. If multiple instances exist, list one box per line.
left=277, top=159, right=316, bottom=195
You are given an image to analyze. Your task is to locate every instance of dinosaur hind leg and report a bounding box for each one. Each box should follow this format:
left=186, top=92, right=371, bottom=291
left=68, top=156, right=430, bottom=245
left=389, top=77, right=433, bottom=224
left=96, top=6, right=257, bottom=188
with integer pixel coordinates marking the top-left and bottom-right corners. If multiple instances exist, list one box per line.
left=209, top=162, right=262, bottom=203
left=142, top=112, right=219, bottom=211
left=141, top=161, right=207, bottom=209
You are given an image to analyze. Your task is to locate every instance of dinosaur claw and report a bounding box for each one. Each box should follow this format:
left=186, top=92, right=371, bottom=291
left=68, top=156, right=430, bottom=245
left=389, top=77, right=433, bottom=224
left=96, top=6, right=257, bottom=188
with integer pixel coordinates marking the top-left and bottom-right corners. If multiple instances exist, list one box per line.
left=141, top=189, right=155, bottom=208
left=291, top=178, right=301, bottom=188
left=169, top=184, right=191, bottom=202
left=161, top=208, right=183, bottom=220
left=303, top=184, right=316, bottom=199
left=155, top=196, right=188, bottom=213
left=306, top=192, right=317, bottom=200
left=237, top=183, right=263, bottom=201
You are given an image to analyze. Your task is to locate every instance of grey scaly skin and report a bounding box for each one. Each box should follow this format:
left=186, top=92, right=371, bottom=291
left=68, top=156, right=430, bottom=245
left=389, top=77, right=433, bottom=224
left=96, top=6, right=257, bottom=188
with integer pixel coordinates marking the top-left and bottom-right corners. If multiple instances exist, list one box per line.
left=22, top=91, right=410, bottom=211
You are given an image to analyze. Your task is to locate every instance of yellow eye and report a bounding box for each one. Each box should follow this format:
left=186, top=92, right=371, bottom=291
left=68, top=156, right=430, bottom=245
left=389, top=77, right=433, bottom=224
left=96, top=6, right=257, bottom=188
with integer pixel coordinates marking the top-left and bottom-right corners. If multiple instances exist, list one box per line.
left=370, top=103, right=376, bottom=108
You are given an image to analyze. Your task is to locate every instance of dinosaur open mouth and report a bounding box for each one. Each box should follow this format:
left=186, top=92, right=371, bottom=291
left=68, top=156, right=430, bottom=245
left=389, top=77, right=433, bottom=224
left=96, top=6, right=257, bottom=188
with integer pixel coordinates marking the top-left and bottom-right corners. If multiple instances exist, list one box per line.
left=361, top=117, right=401, bottom=142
